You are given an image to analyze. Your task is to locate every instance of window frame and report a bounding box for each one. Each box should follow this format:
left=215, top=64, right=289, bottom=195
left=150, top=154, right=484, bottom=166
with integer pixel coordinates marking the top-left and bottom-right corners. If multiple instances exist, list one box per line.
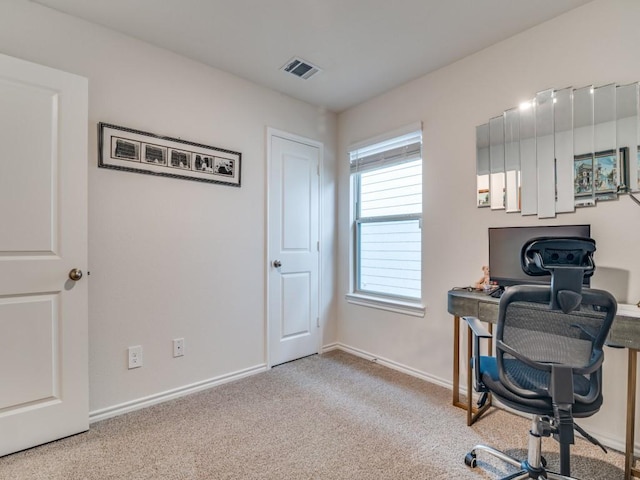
left=347, top=125, right=424, bottom=313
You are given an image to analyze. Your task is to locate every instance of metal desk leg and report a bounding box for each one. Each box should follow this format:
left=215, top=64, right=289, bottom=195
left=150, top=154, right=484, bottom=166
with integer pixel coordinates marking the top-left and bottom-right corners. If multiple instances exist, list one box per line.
left=452, top=315, right=492, bottom=425
left=627, top=348, right=639, bottom=480
left=453, top=315, right=461, bottom=407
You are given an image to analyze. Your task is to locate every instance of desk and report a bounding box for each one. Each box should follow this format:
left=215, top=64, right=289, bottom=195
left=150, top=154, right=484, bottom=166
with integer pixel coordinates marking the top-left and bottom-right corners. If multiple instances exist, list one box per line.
left=448, top=289, right=640, bottom=480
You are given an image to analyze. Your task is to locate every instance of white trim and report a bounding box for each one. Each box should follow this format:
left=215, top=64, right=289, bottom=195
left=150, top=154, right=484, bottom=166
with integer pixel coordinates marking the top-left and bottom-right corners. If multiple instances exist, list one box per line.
left=265, top=127, right=324, bottom=368
left=323, top=342, right=449, bottom=389
left=89, top=363, right=267, bottom=423
left=345, top=293, right=425, bottom=317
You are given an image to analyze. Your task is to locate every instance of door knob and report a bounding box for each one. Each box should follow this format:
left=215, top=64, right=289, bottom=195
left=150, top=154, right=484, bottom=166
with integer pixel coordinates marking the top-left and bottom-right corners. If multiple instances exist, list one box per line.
left=273, top=260, right=282, bottom=268
left=68, top=268, right=83, bottom=281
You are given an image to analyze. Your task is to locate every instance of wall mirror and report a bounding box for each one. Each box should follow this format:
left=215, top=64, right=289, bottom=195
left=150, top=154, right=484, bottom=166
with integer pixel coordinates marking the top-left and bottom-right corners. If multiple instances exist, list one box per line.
left=573, top=86, right=594, bottom=208
left=489, top=116, right=505, bottom=210
left=617, top=83, right=639, bottom=192
left=477, top=81, right=640, bottom=217
left=554, top=87, right=573, bottom=213
left=535, top=89, right=555, bottom=218
left=519, top=101, right=536, bottom=215
left=594, top=84, right=617, bottom=201
left=476, top=123, right=490, bottom=207
left=504, top=108, right=520, bottom=213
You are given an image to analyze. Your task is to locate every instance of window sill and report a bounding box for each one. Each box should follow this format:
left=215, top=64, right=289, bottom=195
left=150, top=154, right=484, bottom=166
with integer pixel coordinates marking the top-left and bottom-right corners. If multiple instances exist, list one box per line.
left=345, top=293, right=425, bottom=317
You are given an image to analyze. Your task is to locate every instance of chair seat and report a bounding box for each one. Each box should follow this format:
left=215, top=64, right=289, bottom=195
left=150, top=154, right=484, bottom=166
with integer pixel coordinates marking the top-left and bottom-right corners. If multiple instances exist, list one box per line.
left=479, top=356, right=603, bottom=417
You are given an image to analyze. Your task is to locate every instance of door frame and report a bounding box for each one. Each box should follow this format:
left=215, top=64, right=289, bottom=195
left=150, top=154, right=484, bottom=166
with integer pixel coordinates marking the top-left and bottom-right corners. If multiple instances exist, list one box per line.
left=265, top=127, right=324, bottom=368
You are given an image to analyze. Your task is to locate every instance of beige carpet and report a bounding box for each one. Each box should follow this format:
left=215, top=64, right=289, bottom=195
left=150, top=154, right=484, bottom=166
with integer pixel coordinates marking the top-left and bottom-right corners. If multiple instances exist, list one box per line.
left=0, top=350, right=625, bottom=479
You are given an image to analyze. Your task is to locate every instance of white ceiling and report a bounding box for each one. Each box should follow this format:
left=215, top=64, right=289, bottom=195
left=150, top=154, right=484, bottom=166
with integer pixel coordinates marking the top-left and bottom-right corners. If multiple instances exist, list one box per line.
left=33, top=0, right=593, bottom=112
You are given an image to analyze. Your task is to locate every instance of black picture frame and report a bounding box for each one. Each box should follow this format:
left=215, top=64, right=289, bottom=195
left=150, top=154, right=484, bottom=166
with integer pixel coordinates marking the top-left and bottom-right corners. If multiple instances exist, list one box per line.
left=98, top=123, right=242, bottom=187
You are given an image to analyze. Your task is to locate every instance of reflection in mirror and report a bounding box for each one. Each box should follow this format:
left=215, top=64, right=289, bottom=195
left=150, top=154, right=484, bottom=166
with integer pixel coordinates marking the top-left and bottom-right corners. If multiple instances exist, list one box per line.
left=535, top=89, right=555, bottom=218
left=504, top=108, right=520, bottom=212
left=519, top=101, right=536, bottom=215
left=617, top=83, right=639, bottom=192
left=489, top=116, right=505, bottom=210
left=476, top=123, right=490, bottom=207
left=594, top=84, right=618, bottom=201
left=554, top=88, right=574, bottom=213
left=573, top=86, right=595, bottom=207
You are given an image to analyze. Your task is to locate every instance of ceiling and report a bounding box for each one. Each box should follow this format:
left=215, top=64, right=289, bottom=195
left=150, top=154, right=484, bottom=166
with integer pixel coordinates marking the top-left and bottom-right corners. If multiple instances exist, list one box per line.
left=32, top=0, right=593, bottom=112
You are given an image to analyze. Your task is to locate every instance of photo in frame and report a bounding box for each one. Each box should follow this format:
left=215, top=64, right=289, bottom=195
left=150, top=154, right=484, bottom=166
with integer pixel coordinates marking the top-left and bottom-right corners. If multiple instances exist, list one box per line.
left=573, top=153, right=593, bottom=197
left=98, top=123, right=241, bottom=187
left=594, top=150, right=618, bottom=201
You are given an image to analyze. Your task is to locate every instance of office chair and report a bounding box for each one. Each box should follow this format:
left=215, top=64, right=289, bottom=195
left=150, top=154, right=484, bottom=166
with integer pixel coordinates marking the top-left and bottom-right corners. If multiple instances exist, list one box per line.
left=463, top=237, right=617, bottom=480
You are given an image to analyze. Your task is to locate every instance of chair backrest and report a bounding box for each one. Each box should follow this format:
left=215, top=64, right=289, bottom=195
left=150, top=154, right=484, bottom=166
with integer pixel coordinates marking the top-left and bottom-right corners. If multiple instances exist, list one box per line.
left=496, top=286, right=616, bottom=403
left=495, top=237, right=617, bottom=406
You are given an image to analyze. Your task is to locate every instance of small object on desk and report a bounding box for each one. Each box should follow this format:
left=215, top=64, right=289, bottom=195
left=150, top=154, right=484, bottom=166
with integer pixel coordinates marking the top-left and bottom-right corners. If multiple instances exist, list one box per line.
left=487, top=286, right=504, bottom=298
left=474, top=265, right=491, bottom=290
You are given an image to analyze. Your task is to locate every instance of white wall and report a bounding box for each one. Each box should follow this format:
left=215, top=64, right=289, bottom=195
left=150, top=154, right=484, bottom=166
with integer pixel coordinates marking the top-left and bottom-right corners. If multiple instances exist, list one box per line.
left=0, top=0, right=337, bottom=413
left=337, top=0, right=640, bottom=451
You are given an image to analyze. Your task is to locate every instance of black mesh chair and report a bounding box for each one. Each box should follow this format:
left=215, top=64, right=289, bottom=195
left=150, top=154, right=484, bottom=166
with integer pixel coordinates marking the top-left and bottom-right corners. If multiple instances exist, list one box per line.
left=463, top=237, right=617, bottom=480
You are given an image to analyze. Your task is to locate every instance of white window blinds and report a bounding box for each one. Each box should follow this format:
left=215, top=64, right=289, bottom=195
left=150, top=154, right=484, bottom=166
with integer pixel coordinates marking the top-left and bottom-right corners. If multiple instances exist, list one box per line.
left=349, top=124, right=422, bottom=174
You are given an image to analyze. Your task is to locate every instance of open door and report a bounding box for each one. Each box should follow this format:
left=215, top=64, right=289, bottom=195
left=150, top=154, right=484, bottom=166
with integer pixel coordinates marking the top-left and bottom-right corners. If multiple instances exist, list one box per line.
left=0, top=53, right=88, bottom=456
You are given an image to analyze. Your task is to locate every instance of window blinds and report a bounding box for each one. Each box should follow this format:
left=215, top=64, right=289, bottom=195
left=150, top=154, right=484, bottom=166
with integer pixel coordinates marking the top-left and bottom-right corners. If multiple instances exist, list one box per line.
left=349, top=123, right=422, bottom=174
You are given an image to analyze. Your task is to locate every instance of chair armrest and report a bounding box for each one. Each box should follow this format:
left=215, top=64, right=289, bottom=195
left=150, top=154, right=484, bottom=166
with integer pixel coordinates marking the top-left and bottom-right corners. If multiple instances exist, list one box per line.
left=462, top=316, right=493, bottom=395
left=462, top=316, right=492, bottom=338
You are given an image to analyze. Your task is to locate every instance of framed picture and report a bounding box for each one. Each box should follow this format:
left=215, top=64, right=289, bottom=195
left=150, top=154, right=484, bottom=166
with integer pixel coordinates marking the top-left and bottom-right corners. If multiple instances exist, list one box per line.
left=573, top=153, right=593, bottom=197
left=98, top=123, right=242, bottom=187
left=593, top=150, right=619, bottom=200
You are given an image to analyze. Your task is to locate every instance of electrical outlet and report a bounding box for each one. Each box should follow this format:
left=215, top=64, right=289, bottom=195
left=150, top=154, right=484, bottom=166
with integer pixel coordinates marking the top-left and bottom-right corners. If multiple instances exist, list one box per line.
left=173, top=338, right=184, bottom=357
left=128, top=345, right=143, bottom=369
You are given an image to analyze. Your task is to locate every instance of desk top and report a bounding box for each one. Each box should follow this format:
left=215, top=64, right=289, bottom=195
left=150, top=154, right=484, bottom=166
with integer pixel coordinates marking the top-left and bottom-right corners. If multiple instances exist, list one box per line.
left=448, top=289, right=640, bottom=350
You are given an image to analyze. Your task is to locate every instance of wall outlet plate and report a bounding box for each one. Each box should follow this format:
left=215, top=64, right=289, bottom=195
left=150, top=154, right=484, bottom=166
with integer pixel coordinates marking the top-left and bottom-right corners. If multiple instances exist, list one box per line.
left=173, top=338, right=184, bottom=357
left=128, top=345, right=143, bottom=369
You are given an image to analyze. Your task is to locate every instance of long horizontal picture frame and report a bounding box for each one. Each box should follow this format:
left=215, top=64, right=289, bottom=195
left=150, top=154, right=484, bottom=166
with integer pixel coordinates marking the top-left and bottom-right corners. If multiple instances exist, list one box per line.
left=98, top=123, right=241, bottom=187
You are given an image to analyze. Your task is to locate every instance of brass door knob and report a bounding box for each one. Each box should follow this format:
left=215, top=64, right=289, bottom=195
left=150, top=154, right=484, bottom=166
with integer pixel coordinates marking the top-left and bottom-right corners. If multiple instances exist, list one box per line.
left=68, top=268, right=83, bottom=281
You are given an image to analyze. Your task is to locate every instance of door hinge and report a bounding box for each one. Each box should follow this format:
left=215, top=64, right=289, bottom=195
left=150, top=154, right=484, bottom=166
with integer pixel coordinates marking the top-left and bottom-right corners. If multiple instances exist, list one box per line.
left=317, top=165, right=320, bottom=176
left=317, top=241, right=319, bottom=252
left=316, top=317, right=320, bottom=327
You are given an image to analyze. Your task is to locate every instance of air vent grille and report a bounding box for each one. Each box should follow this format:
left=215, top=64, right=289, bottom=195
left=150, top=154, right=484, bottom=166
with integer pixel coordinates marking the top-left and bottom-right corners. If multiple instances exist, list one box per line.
left=281, top=57, right=322, bottom=80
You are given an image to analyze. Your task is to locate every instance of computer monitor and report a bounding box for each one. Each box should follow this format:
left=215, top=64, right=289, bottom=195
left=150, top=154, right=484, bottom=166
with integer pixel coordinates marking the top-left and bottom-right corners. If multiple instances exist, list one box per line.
left=488, top=224, right=591, bottom=287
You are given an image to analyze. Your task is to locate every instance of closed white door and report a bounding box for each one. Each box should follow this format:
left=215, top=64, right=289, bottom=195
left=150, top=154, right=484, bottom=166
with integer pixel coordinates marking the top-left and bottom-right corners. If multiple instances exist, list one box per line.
left=268, top=130, right=321, bottom=366
left=0, top=53, right=88, bottom=456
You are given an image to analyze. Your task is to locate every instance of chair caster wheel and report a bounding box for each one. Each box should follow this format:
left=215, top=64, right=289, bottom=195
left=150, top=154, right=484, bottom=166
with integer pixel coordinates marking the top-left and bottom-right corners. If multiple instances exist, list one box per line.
left=464, top=452, right=477, bottom=468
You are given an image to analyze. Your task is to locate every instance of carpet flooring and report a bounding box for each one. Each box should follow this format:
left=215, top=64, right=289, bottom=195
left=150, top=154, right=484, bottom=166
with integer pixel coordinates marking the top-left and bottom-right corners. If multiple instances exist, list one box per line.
left=0, top=350, right=626, bottom=479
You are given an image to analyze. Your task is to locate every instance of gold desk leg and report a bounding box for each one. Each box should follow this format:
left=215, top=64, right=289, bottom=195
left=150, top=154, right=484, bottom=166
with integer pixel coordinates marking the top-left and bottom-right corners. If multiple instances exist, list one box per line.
left=627, top=348, right=640, bottom=480
left=453, top=315, right=461, bottom=407
left=452, top=315, right=492, bottom=426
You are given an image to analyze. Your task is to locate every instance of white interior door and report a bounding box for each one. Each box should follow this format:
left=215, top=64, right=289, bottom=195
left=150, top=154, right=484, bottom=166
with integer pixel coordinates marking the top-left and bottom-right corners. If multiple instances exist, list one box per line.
left=0, top=53, right=88, bottom=456
left=268, top=130, right=321, bottom=366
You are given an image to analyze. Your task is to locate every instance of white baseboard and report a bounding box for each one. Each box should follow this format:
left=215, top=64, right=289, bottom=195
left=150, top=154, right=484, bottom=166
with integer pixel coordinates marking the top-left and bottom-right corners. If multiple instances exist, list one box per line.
left=323, top=342, right=452, bottom=390
left=89, top=363, right=267, bottom=423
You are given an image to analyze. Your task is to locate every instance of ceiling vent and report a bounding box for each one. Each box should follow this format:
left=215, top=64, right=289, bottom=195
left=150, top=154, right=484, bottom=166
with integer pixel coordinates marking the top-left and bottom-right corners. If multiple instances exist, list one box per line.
left=281, top=57, right=322, bottom=80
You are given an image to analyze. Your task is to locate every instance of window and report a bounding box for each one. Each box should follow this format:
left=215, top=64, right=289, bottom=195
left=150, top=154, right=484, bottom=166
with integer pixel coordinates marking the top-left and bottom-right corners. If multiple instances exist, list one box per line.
left=349, top=126, right=422, bottom=303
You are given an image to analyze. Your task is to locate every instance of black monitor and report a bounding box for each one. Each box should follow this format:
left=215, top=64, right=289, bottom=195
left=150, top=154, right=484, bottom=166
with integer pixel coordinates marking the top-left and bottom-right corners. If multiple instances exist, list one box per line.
left=488, top=224, right=591, bottom=287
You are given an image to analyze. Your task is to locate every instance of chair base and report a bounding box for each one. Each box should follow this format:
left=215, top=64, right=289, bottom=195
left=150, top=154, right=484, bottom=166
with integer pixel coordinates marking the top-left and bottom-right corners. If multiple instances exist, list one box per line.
left=465, top=445, right=578, bottom=479
left=465, top=415, right=580, bottom=480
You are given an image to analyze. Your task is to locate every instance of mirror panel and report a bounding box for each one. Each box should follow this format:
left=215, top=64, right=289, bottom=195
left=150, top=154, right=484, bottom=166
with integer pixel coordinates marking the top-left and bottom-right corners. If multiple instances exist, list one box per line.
left=519, top=101, right=537, bottom=215
left=476, top=123, right=490, bottom=207
left=504, top=108, right=520, bottom=212
left=617, top=83, right=639, bottom=192
left=594, top=84, right=618, bottom=201
left=476, top=81, right=640, bottom=214
left=573, top=86, right=595, bottom=207
left=554, top=88, right=574, bottom=213
left=535, top=89, right=555, bottom=218
left=489, top=116, right=505, bottom=210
